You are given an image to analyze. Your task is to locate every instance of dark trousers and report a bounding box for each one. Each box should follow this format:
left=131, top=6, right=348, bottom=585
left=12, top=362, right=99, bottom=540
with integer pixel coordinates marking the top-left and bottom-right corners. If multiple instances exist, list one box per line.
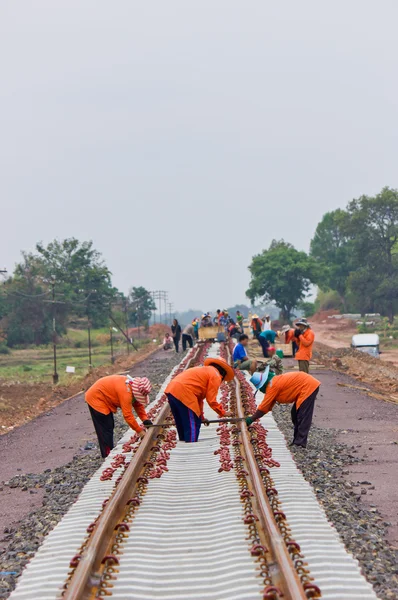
left=258, top=335, right=269, bottom=358
left=88, top=405, right=114, bottom=458
left=167, top=393, right=202, bottom=442
left=292, top=341, right=299, bottom=357
left=182, top=334, right=193, bottom=350
left=298, top=360, right=309, bottom=373
left=291, top=387, right=319, bottom=447
left=173, top=337, right=180, bottom=352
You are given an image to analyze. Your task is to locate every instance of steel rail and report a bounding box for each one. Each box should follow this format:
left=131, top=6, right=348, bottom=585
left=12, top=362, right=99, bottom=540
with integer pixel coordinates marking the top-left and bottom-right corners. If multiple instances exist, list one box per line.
left=234, top=378, right=308, bottom=600
left=63, top=347, right=201, bottom=600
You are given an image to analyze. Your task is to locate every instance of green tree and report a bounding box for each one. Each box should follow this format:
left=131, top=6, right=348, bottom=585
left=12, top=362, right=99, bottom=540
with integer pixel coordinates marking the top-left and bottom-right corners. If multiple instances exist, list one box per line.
left=310, top=209, right=353, bottom=309
left=1, top=238, right=117, bottom=346
left=346, top=187, right=398, bottom=322
left=36, top=238, right=116, bottom=327
left=128, top=287, right=156, bottom=327
left=1, top=255, right=57, bottom=346
left=247, top=240, right=318, bottom=321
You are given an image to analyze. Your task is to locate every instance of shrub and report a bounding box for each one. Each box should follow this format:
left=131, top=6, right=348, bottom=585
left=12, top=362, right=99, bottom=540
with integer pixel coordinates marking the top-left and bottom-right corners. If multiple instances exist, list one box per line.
left=0, top=343, right=10, bottom=355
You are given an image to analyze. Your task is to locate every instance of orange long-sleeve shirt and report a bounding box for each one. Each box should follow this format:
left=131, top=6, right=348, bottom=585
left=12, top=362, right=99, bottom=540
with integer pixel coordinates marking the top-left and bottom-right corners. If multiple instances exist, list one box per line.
left=165, top=366, right=226, bottom=418
left=295, top=328, right=315, bottom=361
left=86, top=375, right=148, bottom=433
left=285, top=329, right=298, bottom=345
left=258, top=371, right=320, bottom=413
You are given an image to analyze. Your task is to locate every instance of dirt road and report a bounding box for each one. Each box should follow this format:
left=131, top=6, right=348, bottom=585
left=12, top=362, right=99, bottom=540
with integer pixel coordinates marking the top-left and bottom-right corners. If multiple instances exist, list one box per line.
left=312, top=368, right=398, bottom=544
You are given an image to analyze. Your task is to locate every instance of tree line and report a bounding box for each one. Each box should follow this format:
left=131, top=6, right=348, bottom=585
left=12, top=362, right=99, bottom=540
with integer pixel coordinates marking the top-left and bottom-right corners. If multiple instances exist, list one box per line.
left=247, top=187, right=398, bottom=322
left=0, top=238, right=156, bottom=348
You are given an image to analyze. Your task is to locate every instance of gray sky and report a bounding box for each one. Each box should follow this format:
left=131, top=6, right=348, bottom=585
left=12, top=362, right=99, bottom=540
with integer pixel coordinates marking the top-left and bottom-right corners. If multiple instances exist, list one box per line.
left=1, top=1, right=398, bottom=311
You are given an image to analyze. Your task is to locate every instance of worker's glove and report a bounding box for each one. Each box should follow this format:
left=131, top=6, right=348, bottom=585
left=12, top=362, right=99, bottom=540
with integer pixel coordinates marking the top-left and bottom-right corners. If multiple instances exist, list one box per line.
left=143, top=420, right=153, bottom=427
left=294, top=328, right=302, bottom=337
left=245, top=416, right=254, bottom=426
left=202, top=418, right=210, bottom=427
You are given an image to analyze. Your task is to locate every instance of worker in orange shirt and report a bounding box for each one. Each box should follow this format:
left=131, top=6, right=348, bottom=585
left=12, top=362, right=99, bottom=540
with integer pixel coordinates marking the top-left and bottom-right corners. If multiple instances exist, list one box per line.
left=86, top=375, right=152, bottom=457
left=165, top=357, right=234, bottom=442
left=246, top=368, right=321, bottom=448
left=294, top=319, right=315, bottom=373
left=251, top=314, right=263, bottom=340
left=281, top=324, right=299, bottom=357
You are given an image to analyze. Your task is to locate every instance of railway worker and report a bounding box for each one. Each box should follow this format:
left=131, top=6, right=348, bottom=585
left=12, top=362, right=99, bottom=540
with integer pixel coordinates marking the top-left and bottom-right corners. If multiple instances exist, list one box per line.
left=163, top=332, right=173, bottom=350
left=192, top=318, right=200, bottom=340
left=165, top=356, right=234, bottom=442
left=201, top=313, right=213, bottom=327
left=265, top=346, right=284, bottom=375
left=233, top=333, right=258, bottom=374
left=171, top=318, right=182, bottom=353
left=281, top=325, right=299, bottom=357
left=86, top=375, right=153, bottom=458
left=294, top=319, right=315, bottom=373
left=262, top=314, right=272, bottom=331
left=214, top=309, right=222, bottom=325
left=236, top=310, right=244, bottom=331
left=246, top=368, right=320, bottom=448
left=258, top=328, right=279, bottom=358
left=251, top=314, right=263, bottom=340
left=182, top=323, right=195, bottom=350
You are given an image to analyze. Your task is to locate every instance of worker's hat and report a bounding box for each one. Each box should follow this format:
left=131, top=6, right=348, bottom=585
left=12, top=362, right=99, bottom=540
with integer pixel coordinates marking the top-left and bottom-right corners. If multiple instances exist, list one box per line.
left=127, top=376, right=152, bottom=404
left=281, top=325, right=290, bottom=333
left=296, top=318, right=310, bottom=328
left=252, top=314, right=259, bottom=319
left=250, top=368, right=269, bottom=390
left=204, top=356, right=235, bottom=382
left=250, top=367, right=275, bottom=391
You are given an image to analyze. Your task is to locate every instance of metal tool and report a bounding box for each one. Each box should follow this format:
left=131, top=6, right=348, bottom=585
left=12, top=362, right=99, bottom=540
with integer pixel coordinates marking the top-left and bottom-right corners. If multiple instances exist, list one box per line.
left=146, top=417, right=246, bottom=428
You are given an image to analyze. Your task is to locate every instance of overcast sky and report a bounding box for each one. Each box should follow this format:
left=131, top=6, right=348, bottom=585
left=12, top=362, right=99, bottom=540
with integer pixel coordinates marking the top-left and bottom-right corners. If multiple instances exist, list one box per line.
left=1, top=1, right=398, bottom=311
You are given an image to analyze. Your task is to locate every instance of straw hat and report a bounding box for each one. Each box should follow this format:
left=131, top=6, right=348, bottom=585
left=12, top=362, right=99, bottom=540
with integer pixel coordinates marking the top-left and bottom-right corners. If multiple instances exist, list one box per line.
left=204, top=356, right=235, bottom=381
left=281, top=325, right=291, bottom=334
left=252, top=314, right=259, bottom=319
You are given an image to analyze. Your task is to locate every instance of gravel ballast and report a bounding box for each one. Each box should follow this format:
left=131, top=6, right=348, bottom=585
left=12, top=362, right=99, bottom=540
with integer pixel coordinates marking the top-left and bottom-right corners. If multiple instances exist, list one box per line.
left=0, top=350, right=184, bottom=599
left=273, top=403, right=398, bottom=600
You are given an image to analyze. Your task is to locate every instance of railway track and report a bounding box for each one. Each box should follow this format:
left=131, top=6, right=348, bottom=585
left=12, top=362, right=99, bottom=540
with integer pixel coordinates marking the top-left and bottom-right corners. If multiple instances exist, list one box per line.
left=10, top=342, right=379, bottom=600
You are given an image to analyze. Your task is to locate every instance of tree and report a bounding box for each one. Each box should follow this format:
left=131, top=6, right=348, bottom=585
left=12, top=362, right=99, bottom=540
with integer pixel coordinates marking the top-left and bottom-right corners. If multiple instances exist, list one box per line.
left=128, top=287, right=156, bottom=327
left=1, top=238, right=117, bottom=346
left=1, top=255, right=57, bottom=346
left=35, top=238, right=116, bottom=327
left=346, top=187, right=398, bottom=322
left=247, top=240, right=318, bottom=321
left=310, top=209, right=353, bottom=309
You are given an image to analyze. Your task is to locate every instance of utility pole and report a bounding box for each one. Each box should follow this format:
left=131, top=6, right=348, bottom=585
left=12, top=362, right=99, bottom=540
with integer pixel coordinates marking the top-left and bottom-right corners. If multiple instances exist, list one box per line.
left=51, top=282, right=58, bottom=384
left=109, top=326, right=116, bottom=364
left=124, top=296, right=130, bottom=355
left=44, top=281, right=65, bottom=384
left=168, top=302, right=174, bottom=324
left=151, top=290, right=168, bottom=325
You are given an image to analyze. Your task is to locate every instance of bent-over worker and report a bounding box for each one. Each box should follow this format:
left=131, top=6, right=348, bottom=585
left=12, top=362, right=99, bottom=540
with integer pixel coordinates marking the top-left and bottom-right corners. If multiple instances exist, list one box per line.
left=86, top=375, right=152, bottom=457
left=258, top=328, right=278, bottom=358
left=246, top=369, right=320, bottom=448
left=233, top=333, right=257, bottom=374
left=165, top=357, right=234, bottom=442
left=265, top=346, right=284, bottom=375
left=294, top=319, right=315, bottom=373
left=182, top=323, right=195, bottom=350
